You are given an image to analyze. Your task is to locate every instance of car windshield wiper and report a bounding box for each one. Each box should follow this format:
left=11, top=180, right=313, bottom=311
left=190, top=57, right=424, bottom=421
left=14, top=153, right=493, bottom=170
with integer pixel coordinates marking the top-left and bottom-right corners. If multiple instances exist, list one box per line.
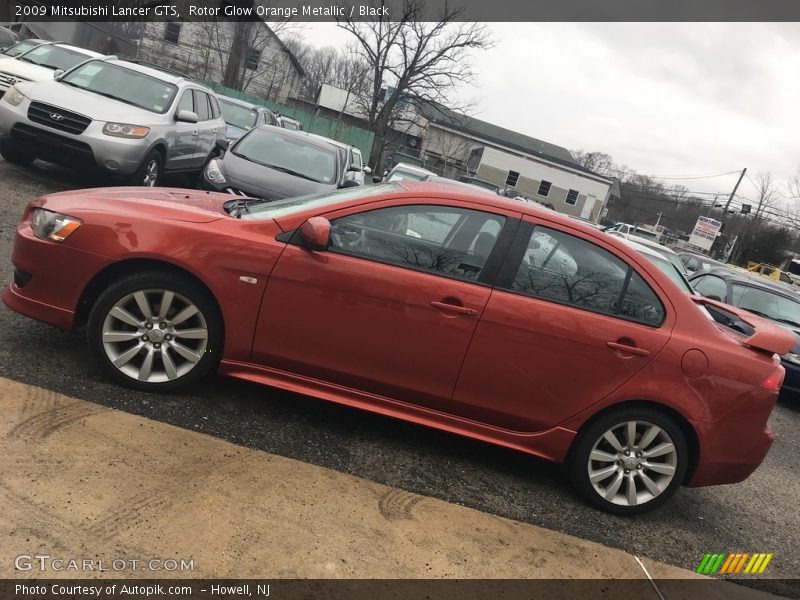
left=267, top=164, right=320, bottom=182
left=224, top=197, right=271, bottom=218
left=16, top=56, right=35, bottom=64
left=743, top=308, right=772, bottom=319
left=85, top=89, right=140, bottom=108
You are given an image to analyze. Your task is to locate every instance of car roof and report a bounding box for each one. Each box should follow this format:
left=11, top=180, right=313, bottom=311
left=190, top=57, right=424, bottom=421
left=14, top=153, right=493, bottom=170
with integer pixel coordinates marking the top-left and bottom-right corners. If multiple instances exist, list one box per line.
left=391, top=163, right=435, bottom=176
left=616, top=237, right=670, bottom=261
left=51, top=43, right=104, bottom=58
left=305, top=132, right=354, bottom=151
left=251, top=124, right=339, bottom=150
left=216, top=94, right=269, bottom=111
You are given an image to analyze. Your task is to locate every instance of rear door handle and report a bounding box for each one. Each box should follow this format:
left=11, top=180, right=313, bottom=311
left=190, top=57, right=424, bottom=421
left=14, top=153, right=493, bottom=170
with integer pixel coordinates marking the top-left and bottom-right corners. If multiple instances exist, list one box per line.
left=606, top=341, right=650, bottom=357
left=430, top=301, right=477, bottom=316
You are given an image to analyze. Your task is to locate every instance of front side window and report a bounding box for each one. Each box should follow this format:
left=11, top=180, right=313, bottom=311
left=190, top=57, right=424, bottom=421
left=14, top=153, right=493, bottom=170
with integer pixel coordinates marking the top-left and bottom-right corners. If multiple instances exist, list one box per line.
left=60, top=61, right=177, bottom=114
left=692, top=275, right=727, bottom=300
left=176, top=90, right=193, bottom=113
left=329, top=205, right=506, bottom=282
left=232, top=128, right=337, bottom=184
left=507, top=226, right=665, bottom=325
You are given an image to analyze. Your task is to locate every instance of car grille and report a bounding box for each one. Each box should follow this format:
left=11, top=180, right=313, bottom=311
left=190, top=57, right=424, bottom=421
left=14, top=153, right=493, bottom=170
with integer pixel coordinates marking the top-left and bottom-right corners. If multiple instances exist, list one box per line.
left=0, top=71, right=30, bottom=89
left=11, top=123, right=95, bottom=164
left=27, top=101, right=91, bottom=135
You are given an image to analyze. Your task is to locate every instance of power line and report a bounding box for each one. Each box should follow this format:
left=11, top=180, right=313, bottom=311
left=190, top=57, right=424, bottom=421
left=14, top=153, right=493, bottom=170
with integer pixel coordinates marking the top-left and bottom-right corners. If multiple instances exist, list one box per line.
left=648, top=170, right=741, bottom=180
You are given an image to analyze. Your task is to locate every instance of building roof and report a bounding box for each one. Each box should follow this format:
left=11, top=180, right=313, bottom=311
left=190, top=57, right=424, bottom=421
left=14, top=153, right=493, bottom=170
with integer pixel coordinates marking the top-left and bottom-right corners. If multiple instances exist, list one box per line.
left=420, top=103, right=590, bottom=173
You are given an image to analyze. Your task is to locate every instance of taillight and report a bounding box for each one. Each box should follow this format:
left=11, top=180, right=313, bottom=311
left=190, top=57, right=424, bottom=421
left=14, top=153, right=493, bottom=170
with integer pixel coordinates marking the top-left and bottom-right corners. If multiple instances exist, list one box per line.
left=760, top=366, right=785, bottom=392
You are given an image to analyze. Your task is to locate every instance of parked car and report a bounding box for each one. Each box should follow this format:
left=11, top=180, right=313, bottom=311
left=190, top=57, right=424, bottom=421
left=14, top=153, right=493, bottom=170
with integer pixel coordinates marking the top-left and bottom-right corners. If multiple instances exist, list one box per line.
left=0, top=58, right=226, bottom=185
left=689, top=268, right=800, bottom=395
left=216, top=94, right=278, bottom=143
left=3, top=181, right=793, bottom=515
left=199, top=124, right=358, bottom=198
left=605, top=222, right=660, bottom=243
left=307, top=133, right=371, bottom=185
left=678, top=251, right=729, bottom=274
left=457, top=175, right=500, bottom=194
left=606, top=231, right=687, bottom=275
left=0, top=41, right=104, bottom=98
left=746, top=262, right=797, bottom=288
left=0, top=26, right=16, bottom=51
left=277, top=115, right=302, bottom=131
left=377, top=162, right=436, bottom=183
left=619, top=238, right=696, bottom=295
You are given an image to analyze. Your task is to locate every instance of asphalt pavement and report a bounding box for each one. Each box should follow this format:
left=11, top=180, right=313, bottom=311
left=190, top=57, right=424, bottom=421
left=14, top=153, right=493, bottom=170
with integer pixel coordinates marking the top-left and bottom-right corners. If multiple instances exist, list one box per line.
left=0, top=158, right=798, bottom=596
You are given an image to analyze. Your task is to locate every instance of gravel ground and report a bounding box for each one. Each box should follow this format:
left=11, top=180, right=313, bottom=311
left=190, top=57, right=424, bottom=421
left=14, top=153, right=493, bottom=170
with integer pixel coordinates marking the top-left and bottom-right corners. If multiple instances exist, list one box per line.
left=0, top=157, right=798, bottom=597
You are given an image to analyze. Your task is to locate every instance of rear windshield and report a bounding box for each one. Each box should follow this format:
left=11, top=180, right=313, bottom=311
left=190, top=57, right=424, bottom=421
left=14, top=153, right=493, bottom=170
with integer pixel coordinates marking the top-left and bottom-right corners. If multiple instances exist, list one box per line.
left=17, top=44, right=91, bottom=71
left=60, top=61, right=177, bottom=114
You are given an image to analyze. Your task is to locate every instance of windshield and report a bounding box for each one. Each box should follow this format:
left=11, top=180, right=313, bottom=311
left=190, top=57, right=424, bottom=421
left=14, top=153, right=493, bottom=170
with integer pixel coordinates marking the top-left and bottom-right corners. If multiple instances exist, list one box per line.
left=60, top=61, right=177, bottom=114
left=637, top=251, right=694, bottom=294
left=232, top=128, right=337, bottom=184
left=241, top=183, right=401, bottom=221
left=731, top=284, right=800, bottom=327
left=218, top=98, right=258, bottom=130
left=17, top=44, right=90, bottom=71
left=3, top=40, right=40, bottom=57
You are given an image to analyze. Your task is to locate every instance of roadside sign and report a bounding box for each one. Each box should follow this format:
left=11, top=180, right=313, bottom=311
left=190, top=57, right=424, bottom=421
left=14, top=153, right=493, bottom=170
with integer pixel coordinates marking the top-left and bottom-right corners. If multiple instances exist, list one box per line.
left=688, top=216, right=722, bottom=251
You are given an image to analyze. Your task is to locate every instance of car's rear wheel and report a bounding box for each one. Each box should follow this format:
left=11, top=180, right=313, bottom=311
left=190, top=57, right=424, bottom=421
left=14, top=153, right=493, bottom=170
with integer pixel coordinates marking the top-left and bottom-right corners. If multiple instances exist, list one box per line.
left=0, top=141, right=36, bottom=165
left=129, top=150, right=162, bottom=187
left=568, top=406, right=688, bottom=515
left=87, top=271, right=222, bottom=392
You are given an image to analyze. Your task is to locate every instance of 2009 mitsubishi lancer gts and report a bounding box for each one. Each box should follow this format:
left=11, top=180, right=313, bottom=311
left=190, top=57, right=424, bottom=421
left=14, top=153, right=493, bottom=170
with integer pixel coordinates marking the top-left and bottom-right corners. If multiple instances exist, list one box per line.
left=3, top=181, right=793, bottom=515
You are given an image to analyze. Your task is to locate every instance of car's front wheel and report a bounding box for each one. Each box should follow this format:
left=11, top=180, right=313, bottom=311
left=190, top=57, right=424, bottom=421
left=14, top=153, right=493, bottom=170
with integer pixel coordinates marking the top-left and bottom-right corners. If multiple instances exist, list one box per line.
left=129, top=150, right=162, bottom=187
left=0, top=141, right=36, bottom=165
left=87, top=271, right=223, bottom=392
left=568, top=406, right=688, bottom=515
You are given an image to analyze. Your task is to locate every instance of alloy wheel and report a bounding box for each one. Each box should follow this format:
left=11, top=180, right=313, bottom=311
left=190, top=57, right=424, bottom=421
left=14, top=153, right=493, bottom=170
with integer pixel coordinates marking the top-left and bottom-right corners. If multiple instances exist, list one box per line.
left=143, top=159, right=159, bottom=186
left=101, top=289, right=208, bottom=383
left=586, top=420, right=678, bottom=507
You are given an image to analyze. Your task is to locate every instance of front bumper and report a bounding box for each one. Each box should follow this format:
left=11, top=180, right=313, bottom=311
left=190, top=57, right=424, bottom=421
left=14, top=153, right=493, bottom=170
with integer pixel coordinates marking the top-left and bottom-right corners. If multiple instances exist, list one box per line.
left=0, top=97, right=151, bottom=175
left=1, top=218, right=108, bottom=331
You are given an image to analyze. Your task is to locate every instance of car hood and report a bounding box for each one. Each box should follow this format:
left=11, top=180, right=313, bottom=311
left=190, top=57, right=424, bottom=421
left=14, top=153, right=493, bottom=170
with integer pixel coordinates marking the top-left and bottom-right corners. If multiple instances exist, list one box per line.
left=219, top=150, right=336, bottom=199
left=16, top=79, right=164, bottom=122
left=34, top=187, right=233, bottom=223
left=0, top=56, right=57, bottom=82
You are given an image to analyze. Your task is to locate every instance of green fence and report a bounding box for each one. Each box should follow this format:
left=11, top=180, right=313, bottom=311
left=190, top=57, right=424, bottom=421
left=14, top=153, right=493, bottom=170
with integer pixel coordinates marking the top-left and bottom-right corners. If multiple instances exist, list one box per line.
left=204, top=82, right=374, bottom=164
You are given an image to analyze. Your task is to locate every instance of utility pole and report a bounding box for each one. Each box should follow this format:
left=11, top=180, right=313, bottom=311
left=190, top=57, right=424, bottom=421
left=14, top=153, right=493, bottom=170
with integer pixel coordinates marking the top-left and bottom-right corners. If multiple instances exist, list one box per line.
left=722, top=168, right=747, bottom=215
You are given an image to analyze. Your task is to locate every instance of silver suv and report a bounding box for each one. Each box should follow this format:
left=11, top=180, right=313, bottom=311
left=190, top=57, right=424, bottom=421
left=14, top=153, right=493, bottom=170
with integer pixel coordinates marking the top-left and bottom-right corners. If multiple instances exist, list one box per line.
left=0, top=58, right=227, bottom=186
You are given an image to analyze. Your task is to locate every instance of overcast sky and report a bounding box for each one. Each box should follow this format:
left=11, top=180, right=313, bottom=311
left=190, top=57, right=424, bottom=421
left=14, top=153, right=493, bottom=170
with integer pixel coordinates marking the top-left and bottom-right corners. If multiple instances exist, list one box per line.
left=300, top=22, right=800, bottom=202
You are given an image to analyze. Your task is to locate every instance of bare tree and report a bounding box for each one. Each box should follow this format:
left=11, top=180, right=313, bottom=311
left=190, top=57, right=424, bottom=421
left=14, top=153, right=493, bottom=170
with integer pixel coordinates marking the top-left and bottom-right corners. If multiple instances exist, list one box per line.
left=752, top=171, right=778, bottom=219
left=338, top=0, right=494, bottom=169
left=571, top=150, right=615, bottom=177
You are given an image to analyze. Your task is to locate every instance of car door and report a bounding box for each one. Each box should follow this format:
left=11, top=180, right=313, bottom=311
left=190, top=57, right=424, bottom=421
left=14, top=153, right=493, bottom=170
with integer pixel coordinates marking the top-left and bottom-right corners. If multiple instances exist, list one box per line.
left=451, top=219, right=673, bottom=431
left=168, top=89, right=199, bottom=171
left=191, top=90, right=218, bottom=167
left=252, top=201, right=520, bottom=411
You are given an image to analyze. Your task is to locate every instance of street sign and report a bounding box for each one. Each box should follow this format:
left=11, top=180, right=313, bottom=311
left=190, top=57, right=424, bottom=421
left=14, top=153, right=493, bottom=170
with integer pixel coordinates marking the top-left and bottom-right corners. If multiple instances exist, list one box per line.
left=688, top=216, right=722, bottom=251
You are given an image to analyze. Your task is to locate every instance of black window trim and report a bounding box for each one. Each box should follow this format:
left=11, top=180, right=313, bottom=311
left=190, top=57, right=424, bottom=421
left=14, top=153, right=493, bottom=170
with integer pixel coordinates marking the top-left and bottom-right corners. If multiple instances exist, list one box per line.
left=495, top=220, right=667, bottom=328
left=282, top=205, right=522, bottom=289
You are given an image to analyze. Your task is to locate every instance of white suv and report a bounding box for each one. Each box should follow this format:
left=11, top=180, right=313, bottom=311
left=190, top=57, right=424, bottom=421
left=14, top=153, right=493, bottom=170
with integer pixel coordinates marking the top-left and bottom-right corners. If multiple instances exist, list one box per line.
left=0, top=41, right=103, bottom=98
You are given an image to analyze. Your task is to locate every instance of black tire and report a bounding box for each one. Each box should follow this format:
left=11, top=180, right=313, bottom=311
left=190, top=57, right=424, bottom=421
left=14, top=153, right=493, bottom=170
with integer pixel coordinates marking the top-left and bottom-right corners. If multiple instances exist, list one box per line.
left=567, top=406, right=689, bottom=516
left=87, top=271, right=223, bottom=392
left=128, top=149, right=163, bottom=187
left=0, top=141, right=36, bottom=165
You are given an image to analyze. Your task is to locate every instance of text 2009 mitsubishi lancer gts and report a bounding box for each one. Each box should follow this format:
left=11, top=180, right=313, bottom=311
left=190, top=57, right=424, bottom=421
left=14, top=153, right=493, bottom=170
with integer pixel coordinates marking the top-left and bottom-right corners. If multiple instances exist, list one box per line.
left=2, top=181, right=794, bottom=515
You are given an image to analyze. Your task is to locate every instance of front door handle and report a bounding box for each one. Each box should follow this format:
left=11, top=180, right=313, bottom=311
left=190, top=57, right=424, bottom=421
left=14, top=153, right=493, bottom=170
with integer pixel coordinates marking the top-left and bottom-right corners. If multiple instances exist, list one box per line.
left=192, top=129, right=199, bottom=137
left=607, top=341, right=650, bottom=357
left=430, top=300, right=477, bottom=316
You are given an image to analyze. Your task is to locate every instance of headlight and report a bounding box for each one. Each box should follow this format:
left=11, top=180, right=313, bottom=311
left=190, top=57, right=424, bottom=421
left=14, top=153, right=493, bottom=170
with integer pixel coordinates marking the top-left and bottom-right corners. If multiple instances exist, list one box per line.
left=30, top=209, right=82, bottom=242
left=204, top=159, right=226, bottom=184
left=3, top=85, right=26, bottom=106
left=102, top=122, right=151, bottom=138
left=783, top=352, right=800, bottom=366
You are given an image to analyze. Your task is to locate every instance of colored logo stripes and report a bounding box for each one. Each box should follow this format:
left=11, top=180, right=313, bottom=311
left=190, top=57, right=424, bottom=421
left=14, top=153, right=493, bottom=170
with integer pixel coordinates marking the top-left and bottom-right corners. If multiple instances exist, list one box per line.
left=696, top=552, right=773, bottom=575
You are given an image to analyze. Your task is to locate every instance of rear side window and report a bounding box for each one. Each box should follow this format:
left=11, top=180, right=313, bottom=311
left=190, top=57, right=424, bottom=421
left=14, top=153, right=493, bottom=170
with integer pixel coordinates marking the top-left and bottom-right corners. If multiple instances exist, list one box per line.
left=504, top=225, right=665, bottom=326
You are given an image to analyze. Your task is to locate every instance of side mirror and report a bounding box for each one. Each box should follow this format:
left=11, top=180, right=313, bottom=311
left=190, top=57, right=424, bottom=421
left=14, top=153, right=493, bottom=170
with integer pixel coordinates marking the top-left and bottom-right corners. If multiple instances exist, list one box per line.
left=347, top=165, right=361, bottom=172
left=340, top=179, right=360, bottom=189
left=53, top=69, right=64, bottom=79
left=215, top=138, right=230, bottom=151
left=363, top=166, right=372, bottom=174
left=176, top=109, right=198, bottom=124
left=372, top=176, right=383, bottom=184
left=299, top=217, right=330, bottom=251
